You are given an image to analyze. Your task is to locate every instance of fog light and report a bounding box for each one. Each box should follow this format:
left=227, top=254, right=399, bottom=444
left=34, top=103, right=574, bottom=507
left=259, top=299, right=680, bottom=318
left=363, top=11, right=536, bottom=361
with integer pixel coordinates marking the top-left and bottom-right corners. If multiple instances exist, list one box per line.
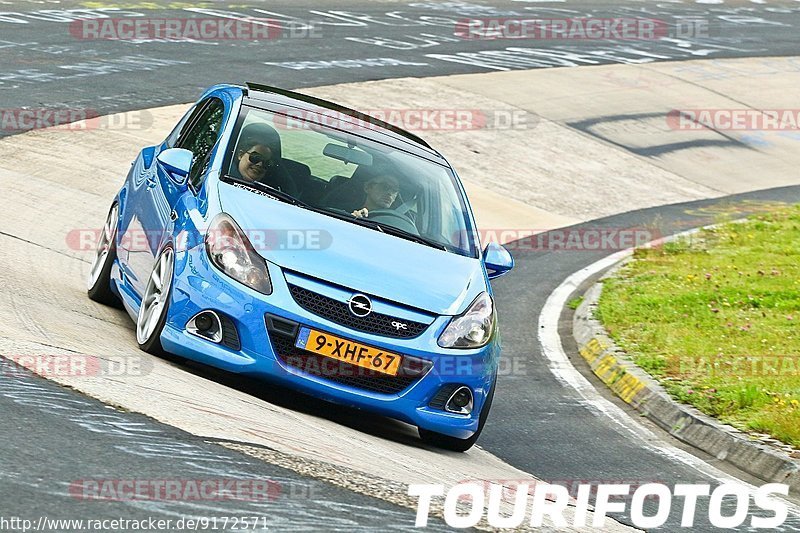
left=187, top=311, right=223, bottom=343
left=445, top=386, right=473, bottom=415
left=195, top=313, right=214, bottom=332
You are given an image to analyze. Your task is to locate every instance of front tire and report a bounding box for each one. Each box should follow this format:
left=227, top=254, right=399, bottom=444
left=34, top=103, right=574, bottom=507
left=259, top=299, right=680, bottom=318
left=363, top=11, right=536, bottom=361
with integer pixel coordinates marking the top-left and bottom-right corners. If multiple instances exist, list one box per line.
left=419, top=377, right=496, bottom=452
left=136, top=246, right=174, bottom=355
left=87, top=203, right=120, bottom=306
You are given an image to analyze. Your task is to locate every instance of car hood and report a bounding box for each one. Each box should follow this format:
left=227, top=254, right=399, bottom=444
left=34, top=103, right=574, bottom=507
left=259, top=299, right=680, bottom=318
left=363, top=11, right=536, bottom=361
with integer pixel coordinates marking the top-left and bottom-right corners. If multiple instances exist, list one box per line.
left=217, top=182, right=486, bottom=315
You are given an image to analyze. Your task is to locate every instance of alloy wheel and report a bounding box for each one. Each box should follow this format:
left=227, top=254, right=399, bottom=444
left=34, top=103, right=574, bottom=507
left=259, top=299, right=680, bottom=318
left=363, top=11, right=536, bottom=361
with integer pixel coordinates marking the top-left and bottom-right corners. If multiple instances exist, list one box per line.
left=136, top=247, right=174, bottom=345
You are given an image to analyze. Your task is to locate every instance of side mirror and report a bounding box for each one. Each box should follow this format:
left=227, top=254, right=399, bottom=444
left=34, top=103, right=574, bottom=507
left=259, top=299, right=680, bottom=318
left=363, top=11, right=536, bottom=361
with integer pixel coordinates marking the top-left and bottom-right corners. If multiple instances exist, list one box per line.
left=483, top=242, right=514, bottom=280
left=156, top=148, right=193, bottom=182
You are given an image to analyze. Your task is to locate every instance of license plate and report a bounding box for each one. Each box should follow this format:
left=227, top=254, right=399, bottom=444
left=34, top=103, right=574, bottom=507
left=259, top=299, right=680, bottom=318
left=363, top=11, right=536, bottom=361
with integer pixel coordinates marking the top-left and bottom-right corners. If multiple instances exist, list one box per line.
left=295, top=327, right=403, bottom=376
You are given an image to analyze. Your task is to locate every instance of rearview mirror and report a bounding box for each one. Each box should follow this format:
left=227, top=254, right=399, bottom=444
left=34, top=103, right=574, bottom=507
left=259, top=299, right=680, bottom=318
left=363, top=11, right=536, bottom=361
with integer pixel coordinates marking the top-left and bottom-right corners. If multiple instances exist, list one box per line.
left=323, top=143, right=373, bottom=166
left=484, top=242, right=514, bottom=280
left=156, top=148, right=193, bottom=182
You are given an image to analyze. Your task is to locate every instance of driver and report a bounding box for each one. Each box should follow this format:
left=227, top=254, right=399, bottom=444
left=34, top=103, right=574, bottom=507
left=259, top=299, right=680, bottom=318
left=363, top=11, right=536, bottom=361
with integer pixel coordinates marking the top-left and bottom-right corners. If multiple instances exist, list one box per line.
left=351, top=174, right=400, bottom=218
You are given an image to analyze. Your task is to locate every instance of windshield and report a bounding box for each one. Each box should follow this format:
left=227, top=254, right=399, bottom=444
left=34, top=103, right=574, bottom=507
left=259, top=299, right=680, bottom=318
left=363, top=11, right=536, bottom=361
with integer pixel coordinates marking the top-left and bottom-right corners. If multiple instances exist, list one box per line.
left=222, top=105, right=477, bottom=258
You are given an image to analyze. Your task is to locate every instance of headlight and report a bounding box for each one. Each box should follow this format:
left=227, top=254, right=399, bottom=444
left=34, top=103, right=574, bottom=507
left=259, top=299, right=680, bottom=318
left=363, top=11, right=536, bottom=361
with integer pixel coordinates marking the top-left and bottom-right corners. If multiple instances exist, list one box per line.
left=205, top=213, right=272, bottom=295
left=438, top=292, right=496, bottom=349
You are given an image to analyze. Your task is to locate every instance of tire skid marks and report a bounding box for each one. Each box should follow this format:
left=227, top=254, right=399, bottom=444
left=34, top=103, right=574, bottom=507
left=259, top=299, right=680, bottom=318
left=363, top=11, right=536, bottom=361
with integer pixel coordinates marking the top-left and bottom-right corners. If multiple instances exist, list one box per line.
left=0, top=360, right=419, bottom=530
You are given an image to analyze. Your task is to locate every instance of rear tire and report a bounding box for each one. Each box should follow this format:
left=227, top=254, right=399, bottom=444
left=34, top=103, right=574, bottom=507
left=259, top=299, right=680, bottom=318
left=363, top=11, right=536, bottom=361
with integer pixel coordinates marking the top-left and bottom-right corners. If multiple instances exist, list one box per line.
left=419, top=377, right=496, bottom=452
left=87, top=203, right=121, bottom=306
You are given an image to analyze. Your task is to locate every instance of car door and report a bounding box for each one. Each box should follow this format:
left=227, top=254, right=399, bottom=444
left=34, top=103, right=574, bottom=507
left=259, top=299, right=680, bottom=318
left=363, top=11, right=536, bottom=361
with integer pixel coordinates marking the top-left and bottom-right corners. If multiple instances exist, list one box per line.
left=168, top=97, right=227, bottom=261
left=118, top=103, right=199, bottom=294
left=129, top=98, right=225, bottom=297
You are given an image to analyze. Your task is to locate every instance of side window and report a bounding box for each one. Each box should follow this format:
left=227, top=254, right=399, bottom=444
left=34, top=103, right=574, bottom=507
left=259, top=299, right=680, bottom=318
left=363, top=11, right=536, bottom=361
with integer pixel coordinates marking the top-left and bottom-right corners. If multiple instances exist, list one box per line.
left=177, top=98, right=225, bottom=190
left=164, top=104, right=197, bottom=148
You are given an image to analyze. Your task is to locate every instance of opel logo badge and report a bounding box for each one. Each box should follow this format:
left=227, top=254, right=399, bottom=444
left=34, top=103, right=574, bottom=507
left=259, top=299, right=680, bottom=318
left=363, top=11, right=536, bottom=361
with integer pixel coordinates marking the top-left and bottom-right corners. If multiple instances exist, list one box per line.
left=348, top=294, right=372, bottom=317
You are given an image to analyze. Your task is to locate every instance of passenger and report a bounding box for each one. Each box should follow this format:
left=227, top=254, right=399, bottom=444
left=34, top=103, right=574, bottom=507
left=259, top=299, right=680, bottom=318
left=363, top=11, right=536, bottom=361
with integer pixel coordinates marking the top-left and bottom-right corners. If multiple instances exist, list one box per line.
left=351, top=174, right=400, bottom=218
left=231, top=123, right=298, bottom=196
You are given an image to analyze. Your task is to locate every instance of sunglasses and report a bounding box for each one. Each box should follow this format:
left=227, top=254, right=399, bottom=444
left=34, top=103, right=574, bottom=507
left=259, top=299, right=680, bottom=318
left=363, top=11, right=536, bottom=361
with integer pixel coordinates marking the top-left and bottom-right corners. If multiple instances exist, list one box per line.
left=244, top=151, right=275, bottom=167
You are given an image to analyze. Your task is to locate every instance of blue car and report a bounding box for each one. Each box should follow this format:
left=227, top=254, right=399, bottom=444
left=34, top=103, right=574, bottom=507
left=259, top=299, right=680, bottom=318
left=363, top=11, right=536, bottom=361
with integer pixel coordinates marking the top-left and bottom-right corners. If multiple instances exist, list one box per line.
left=87, top=83, right=514, bottom=451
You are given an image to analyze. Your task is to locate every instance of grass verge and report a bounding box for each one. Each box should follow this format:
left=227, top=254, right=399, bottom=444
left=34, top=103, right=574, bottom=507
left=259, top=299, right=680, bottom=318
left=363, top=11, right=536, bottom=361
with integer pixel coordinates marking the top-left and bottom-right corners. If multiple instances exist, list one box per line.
left=596, top=207, right=800, bottom=447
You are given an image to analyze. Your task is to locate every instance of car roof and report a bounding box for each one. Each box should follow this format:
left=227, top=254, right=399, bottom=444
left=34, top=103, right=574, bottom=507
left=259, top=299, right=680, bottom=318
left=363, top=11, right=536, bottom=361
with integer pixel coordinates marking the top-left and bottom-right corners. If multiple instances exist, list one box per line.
left=240, top=82, right=447, bottom=164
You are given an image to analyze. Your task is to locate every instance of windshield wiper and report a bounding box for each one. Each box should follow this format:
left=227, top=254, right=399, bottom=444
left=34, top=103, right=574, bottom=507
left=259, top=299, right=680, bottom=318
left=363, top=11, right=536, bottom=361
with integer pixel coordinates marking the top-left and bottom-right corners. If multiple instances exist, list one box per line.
left=355, top=217, right=448, bottom=251
left=302, top=206, right=386, bottom=232
left=221, top=174, right=305, bottom=206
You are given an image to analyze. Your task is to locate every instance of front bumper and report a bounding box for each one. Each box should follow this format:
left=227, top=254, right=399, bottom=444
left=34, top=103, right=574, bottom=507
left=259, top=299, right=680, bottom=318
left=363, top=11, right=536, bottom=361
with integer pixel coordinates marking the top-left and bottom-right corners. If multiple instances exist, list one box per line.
left=157, top=244, right=499, bottom=439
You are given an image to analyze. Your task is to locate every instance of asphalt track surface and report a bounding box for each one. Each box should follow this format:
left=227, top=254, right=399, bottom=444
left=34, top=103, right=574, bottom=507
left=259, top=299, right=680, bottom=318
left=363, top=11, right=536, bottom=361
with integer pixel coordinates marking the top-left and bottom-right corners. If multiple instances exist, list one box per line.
left=2, top=0, right=800, bottom=531
left=0, top=358, right=448, bottom=531
left=1, top=0, right=800, bottom=131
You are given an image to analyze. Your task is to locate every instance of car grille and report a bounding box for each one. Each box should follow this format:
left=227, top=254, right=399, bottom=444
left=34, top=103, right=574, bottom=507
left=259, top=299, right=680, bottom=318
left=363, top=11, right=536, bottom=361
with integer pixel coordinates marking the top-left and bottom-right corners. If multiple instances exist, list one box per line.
left=287, top=284, right=430, bottom=339
left=265, top=316, right=427, bottom=395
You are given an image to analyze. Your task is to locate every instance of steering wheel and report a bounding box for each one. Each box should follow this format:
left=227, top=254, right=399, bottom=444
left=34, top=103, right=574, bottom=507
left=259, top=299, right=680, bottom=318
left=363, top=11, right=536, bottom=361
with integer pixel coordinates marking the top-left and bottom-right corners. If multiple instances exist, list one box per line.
left=367, top=209, right=419, bottom=235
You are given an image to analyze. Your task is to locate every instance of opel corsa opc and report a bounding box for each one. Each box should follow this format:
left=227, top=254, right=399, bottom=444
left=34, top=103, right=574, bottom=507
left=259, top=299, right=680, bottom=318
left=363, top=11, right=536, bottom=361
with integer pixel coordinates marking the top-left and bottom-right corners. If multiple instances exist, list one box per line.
left=87, top=83, right=514, bottom=451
